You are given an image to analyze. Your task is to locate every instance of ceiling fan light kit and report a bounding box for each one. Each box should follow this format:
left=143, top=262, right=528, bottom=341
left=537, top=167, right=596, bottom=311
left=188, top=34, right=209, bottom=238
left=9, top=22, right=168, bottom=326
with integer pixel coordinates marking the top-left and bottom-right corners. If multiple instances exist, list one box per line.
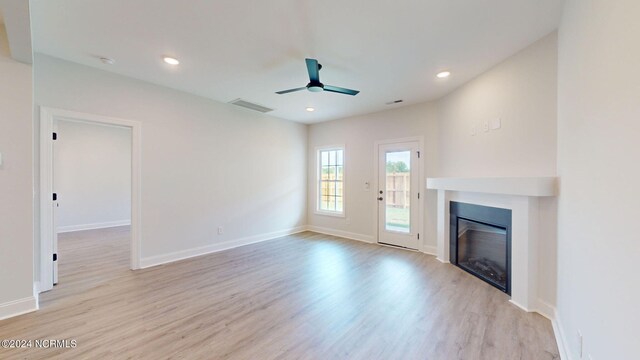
left=276, top=58, right=360, bottom=96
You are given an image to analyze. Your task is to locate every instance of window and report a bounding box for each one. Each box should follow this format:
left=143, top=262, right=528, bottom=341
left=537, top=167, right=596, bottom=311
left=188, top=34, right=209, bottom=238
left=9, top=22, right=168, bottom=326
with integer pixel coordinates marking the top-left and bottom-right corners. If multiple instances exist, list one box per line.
left=317, top=147, right=344, bottom=215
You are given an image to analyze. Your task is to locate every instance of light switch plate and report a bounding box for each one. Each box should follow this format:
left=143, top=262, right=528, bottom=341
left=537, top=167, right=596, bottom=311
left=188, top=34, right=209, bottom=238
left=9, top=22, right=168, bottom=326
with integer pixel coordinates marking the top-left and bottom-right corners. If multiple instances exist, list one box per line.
left=483, top=121, right=490, bottom=132
left=490, top=118, right=502, bottom=130
left=0, top=152, right=3, bottom=166
left=471, top=126, right=477, bottom=136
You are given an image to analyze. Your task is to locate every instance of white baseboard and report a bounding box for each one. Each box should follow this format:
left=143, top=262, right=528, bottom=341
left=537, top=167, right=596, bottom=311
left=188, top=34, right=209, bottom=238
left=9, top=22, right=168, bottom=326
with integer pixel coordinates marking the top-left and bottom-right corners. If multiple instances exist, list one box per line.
left=305, top=226, right=437, bottom=256
left=551, top=308, right=570, bottom=360
left=436, top=257, right=450, bottom=263
left=306, top=225, right=374, bottom=244
left=507, top=300, right=568, bottom=360
left=0, top=296, right=38, bottom=321
left=535, top=299, right=555, bottom=321
left=57, top=219, right=131, bottom=233
left=508, top=299, right=529, bottom=313
left=140, top=226, right=307, bottom=269
left=422, top=245, right=437, bottom=256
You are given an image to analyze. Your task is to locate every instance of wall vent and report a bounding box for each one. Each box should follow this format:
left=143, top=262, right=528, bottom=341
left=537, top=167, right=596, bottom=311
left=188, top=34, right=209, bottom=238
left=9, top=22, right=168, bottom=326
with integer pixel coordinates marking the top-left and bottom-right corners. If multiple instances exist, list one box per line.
left=228, top=99, right=274, bottom=113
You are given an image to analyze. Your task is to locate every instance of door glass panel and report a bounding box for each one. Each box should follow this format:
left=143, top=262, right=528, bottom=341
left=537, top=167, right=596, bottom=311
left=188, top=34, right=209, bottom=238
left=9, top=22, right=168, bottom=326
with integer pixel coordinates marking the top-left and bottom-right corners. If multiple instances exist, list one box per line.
left=385, top=151, right=411, bottom=233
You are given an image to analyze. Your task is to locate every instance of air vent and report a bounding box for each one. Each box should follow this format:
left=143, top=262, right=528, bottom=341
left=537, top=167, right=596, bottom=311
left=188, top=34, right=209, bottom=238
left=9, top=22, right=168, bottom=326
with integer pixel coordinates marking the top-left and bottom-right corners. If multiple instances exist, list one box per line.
left=228, top=99, right=274, bottom=113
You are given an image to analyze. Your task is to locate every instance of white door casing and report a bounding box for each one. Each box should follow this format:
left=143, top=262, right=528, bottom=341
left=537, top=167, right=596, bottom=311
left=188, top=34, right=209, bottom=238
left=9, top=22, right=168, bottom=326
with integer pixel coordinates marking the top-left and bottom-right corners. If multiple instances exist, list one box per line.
left=52, top=120, right=59, bottom=285
left=39, top=107, right=142, bottom=292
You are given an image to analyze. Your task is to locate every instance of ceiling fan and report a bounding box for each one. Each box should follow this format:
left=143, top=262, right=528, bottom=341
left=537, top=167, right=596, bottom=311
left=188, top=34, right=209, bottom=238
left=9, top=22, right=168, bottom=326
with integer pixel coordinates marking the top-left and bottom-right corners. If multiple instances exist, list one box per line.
left=276, top=58, right=360, bottom=96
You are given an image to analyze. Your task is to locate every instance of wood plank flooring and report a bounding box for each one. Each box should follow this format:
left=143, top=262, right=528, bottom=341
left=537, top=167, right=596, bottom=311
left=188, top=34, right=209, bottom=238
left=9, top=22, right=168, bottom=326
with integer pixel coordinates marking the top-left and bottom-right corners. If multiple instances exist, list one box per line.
left=0, top=227, right=559, bottom=359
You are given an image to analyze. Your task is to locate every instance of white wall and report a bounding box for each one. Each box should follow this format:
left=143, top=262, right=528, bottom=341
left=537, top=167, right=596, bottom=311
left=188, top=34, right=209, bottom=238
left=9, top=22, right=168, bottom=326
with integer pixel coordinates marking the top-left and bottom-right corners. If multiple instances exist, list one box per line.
left=34, top=54, right=307, bottom=264
left=54, top=120, right=131, bottom=232
left=556, top=0, right=640, bottom=358
left=436, top=33, right=558, bottom=178
left=307, top=102, right=439, bottom=251
left=0, top=24, right=35, bottom=315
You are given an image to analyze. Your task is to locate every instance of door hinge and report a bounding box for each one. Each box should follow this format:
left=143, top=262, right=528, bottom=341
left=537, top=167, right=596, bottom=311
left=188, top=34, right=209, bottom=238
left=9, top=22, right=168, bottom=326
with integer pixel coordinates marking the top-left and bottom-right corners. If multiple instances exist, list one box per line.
left=418, top=192, right=420, bottom=199
left=53, top=193, right=57, bottom=201
left=52, top=132, right=57, bottom=140
left=417, top=151, right=420, bottom=158
left=417, top=233, right=420, bottom=240
left=53, top=253, right=57, bottom=261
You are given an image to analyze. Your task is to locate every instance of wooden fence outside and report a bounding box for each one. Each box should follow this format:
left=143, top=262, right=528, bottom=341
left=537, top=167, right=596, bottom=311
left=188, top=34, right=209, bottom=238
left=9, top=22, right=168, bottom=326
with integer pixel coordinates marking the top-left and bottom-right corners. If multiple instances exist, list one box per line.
left=386, top=172, right=410, bottom=208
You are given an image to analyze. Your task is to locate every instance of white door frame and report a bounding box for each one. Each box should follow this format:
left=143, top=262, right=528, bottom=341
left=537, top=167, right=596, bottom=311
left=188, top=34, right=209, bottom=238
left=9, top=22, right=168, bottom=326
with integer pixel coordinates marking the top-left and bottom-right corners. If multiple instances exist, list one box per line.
left=372, top=136, right=425, bottom=251
left=39, top=107, right=142, bottom=292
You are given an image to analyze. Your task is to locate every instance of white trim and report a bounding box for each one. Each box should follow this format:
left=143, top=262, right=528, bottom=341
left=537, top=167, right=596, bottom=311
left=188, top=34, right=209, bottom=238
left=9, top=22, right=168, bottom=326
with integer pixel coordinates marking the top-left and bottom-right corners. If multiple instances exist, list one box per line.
left=39, top=107, right=142, bottom=294
left=306, top=225, right=375, bottom=244
left=314, top=144, right=346, bottom=217
left=525, top=304, right=569, bottom=360
left=552, top=310, right=570, bottom=360
left=57, top=220, right=131, bottom=233
left=422, top=245, right=437, bottom=256
left=373, top=136, right=425, bottom=249
left=435, top=189, right=450, bottom=263
left=307, top=226, right=437, bottom=255
left=506, top=301, right=566, bottom=359
left=39, top=108, right=55, bottom=292
left=314, top=210, right=346, bottom=218
left=0, top=296, right=38, bottom=321
left=535, top=299, right=556, bottom=321
left=508, top=299, right=530, bottom=313
left=426, top=176, right=557, bottom=197
left=140, top=226, right=307, bottom=269
left=377, top=242, right=421, bottom=252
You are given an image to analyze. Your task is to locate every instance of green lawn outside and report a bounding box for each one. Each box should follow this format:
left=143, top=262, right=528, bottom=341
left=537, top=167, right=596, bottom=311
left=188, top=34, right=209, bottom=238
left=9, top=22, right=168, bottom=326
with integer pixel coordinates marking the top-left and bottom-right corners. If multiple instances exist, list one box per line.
left=386, top=206, right=410, bottom=230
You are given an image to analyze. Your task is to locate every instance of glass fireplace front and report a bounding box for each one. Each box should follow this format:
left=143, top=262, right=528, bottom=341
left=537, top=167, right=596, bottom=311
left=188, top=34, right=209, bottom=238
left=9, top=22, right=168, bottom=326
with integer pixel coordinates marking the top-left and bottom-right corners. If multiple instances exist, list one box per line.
left=449, top=201, right=512, bottom=294
left=456, top=218, right=508, bottom=291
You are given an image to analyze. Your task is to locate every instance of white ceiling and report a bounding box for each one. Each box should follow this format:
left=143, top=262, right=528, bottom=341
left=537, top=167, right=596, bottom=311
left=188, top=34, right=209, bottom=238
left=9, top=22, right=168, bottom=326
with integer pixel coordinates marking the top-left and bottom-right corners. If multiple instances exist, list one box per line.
left=31, top=0, right=563, bottom=124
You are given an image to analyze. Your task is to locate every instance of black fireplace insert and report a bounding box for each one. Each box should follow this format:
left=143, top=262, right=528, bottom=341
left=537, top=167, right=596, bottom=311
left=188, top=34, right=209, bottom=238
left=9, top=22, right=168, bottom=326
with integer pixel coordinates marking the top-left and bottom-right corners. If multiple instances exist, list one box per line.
left=450, top=202, right=512, bottom=294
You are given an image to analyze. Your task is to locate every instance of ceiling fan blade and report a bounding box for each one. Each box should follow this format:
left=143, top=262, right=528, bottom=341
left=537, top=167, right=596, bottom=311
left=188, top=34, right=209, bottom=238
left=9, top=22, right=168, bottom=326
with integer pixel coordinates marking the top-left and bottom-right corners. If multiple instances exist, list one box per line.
left=323, top=85, right=360, bottom=96
left=306, top=58, right=320, bottom=82
left=275, top=87, right=307, bottom=94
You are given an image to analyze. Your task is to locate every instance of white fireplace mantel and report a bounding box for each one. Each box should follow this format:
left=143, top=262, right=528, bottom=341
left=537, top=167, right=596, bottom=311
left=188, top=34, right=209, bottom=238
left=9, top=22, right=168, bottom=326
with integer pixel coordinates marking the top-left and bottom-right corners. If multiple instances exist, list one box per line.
left=426, top=176, right=557, bottom=196
left=426, top=176, right=558, bottom=316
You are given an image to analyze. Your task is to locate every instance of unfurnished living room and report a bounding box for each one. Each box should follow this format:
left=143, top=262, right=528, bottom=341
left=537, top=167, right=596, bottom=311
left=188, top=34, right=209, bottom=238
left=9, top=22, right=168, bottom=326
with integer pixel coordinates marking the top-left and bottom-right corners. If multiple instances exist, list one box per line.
left=0, top=0, right=638, bottom=359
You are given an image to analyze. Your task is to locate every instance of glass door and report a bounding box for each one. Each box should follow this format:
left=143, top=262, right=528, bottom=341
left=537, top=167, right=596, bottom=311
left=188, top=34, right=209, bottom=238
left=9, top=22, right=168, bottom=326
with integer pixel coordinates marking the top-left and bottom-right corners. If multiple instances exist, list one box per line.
left=377, top=142, right=420, bottom=249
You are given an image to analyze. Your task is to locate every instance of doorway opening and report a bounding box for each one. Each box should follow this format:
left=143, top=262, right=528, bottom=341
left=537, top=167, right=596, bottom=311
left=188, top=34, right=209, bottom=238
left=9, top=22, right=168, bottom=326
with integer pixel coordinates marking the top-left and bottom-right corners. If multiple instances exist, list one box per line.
left=39, top=108, right=141, bottom=293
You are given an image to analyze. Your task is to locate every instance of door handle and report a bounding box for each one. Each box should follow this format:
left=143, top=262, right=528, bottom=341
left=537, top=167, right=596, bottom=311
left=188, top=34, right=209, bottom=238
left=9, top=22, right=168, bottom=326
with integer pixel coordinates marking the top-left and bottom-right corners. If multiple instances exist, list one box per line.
left=377, top=197, right=384, bottom=201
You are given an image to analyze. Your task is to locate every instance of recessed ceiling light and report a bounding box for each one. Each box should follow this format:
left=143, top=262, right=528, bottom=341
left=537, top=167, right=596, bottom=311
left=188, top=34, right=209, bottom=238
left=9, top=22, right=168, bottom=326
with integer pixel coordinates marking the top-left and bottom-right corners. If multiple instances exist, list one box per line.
left=99, top=57, right=115, bottom=65
left=306, top=107, right=315, bottom=112
left=436, top=71, right=451, bottom=79
left=163, top=56, right=180, bottom=65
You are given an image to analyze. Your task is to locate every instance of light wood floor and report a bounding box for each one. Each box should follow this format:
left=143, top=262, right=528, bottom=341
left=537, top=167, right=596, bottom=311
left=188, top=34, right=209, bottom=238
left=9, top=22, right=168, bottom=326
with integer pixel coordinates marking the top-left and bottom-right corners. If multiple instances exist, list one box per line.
left=0, top=227, right=559, bottom=359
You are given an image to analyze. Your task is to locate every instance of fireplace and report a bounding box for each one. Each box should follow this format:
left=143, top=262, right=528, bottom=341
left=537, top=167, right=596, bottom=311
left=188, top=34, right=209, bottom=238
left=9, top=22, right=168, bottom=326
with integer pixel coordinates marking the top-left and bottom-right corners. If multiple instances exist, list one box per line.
left=429, top=176, right=557, bottom=312
left=450, top=202, right=512, bottom=294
